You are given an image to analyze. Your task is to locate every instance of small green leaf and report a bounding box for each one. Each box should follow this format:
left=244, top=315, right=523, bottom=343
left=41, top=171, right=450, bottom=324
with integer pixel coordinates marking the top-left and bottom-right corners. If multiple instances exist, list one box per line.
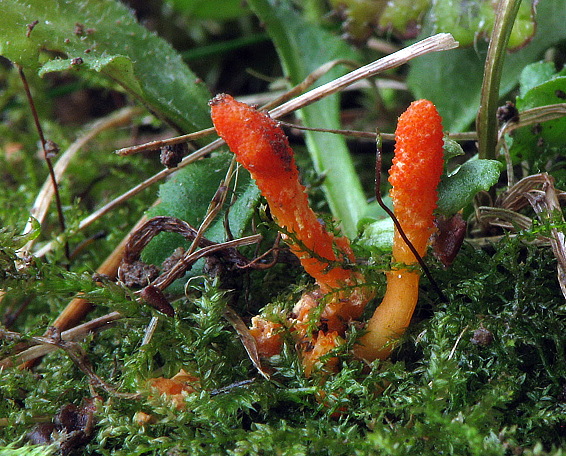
left=0, top=0, right=211, bottom=133
left=357, top=218, right=394, bottom=253
left=443, top=137, right=465, bottom=161
left=510, top=62, right=566, bottom=163
left=517, top=61, right=558, bottom=98
left=437, top=159, right=501, bottom=215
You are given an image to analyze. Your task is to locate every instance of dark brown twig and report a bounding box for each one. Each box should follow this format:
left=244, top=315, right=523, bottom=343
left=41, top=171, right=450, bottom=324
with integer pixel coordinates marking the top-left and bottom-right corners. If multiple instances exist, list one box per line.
left=374, top=133, right=447, bottom=303
left=17, top=65, right=69, bottom=261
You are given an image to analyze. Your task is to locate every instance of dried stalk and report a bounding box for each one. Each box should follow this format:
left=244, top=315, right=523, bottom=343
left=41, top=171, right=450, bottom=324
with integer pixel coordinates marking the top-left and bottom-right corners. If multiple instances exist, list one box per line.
left=18, top=66, right=68, bottom=259
left=0, top=311, right=122, bottom=368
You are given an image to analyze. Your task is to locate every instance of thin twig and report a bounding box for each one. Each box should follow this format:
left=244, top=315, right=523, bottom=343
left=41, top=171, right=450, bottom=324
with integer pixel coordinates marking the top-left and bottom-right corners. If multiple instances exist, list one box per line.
left=33, top=139, right=223, bottom=258
left=22, top=106, right=142, bottom=253
left=374, top=133, right=448, bottom=303
left=0, top=311, right=122, bottom=368
left=268, top=33, right=458, bottom=119
left=151, top=234, right=262, bottom=290
left=448, top=325, right=469, bottom=360
left=115, top=127, right=216, bottom=156
left=18, top=65, right=69, bottom=260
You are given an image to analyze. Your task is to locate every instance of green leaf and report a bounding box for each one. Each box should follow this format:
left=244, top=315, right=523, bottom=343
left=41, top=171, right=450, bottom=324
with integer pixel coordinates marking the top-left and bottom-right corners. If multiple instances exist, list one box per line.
left=0, top=0, right=211, bottom=133
left=408, top=0, right=566, bottom=131
left=142, top=154, right=261, bottom=266
left=510, top=62, right=566, bottom=163
left=517, top=61, right=559, bottom=97
left=357, top=217, right=394, bottom=253
left=166, top=0, right=250, bottom=20
left=443, top=137, right=466, bottom=161
left=437, top=158, right=502, bottom=215
left=247, top=0, right=368, bottom=238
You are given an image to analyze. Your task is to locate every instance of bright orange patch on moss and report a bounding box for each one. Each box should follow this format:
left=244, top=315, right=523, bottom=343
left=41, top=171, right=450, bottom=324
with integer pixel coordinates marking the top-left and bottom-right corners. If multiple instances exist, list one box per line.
left=249, top=316, right=283, bottom=358
left=147, top=369, right=199, bottom=410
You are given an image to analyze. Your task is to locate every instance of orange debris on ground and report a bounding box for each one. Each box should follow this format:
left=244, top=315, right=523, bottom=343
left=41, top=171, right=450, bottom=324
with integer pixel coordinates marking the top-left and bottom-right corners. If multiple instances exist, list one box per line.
left=146, top=369, right=200, bottom=410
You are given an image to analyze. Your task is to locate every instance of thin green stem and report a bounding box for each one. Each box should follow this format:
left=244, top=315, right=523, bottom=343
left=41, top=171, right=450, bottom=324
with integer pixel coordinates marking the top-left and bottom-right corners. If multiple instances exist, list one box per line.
left=477, top=0, right=523, bottom=160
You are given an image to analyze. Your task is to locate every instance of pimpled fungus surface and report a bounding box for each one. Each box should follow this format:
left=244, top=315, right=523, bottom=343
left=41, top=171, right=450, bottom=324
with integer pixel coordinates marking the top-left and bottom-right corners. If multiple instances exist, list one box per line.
left=354, top=99, right=444, bottom=362
left=211, top=95, right=444, bottom=372
left=210, top=93, right=358, bottom=293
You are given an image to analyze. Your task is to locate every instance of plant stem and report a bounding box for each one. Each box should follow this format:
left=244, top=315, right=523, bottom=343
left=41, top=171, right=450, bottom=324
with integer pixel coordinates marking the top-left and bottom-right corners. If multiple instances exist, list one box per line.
left=18, top=65, right=69, bottom=261
left=477, top=0, right=523, bottom=160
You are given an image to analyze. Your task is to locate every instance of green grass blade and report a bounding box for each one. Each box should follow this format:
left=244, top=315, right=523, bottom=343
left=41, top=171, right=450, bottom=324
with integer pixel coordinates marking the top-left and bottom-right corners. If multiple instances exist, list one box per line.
left=247, top=0, right=368, bottom=237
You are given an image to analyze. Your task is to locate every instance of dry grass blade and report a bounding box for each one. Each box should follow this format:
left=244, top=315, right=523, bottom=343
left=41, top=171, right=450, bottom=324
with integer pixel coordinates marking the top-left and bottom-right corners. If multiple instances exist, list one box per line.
left=33, top=138, right=225, bottom=258
left=268, top=33, right=458, bottom=119
left=523, top=174, right=566, bottom=300
left=476, top=207, right=533, bottom=230
left=499, top=103, right=566, bottom=139
left=223, top=306, right=270, bottom=380
left=260, top=59, right=360, bottom=111
left=115, top=127, right=216, bottom=156
left=476, top=173, right=566, bottom=296
left=0, top=311, right=122, bottom=368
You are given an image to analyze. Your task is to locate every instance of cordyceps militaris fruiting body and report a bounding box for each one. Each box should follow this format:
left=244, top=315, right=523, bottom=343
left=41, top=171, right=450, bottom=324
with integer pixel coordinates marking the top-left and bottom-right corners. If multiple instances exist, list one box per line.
left=210, top=93, right=372, bottom=375
left=210, top=94, right=444, bottom=374
left=354, top=99, right=444, bottom=362
left=209, top=94, right=359, bottom=292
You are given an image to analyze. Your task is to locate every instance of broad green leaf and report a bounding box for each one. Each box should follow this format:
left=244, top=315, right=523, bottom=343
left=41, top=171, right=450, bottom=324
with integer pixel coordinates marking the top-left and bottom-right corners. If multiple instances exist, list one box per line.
left=0, top=0, right=211, bottom=133
left=358, top=158, right=500, bottom=252
left=510, top=62, right=566, bottom=163
left=408, top=0, right=566, bottom=131
left=142, top=154, right=261, bottom=266
left=437, top=159, right=501, bottom=215
left=247, top=0, right=368, bottom=238
left=518, top=61, right=560, bottom=97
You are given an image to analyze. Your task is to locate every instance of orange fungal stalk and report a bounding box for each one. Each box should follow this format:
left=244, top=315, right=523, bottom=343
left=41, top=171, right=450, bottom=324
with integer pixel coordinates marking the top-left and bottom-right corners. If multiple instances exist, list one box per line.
left=210, top=94, right=357, bottom=292
left=210, top=94, right=371, bottom=373
left=354, top=99, right=444, bottom=362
